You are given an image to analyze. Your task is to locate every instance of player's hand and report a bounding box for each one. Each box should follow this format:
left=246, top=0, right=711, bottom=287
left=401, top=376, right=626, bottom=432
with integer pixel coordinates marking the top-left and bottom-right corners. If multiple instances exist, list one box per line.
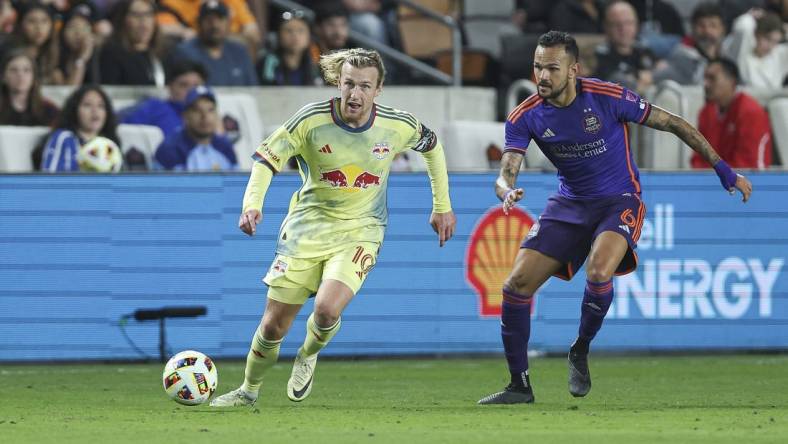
left=502, top=188, right=524, bottom=215
left=238, top=209, right=262, bottom=236
left=429, top=210, right=456, bottom=247
left=730, top=174, right=752, bottom=203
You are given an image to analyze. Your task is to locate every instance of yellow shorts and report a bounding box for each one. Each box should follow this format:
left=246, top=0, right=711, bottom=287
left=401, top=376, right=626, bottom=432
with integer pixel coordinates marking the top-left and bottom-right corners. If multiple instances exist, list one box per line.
left=263, top=242, right=380, bottom=305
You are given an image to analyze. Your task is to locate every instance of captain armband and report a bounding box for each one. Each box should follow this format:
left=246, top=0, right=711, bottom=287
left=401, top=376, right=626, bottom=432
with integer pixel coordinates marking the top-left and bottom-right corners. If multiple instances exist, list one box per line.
left=411, top=124, right=437, bottom=153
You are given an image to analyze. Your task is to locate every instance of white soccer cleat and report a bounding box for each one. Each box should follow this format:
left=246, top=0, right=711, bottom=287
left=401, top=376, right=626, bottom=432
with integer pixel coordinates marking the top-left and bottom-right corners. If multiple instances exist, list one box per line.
left=209, top=388, right=257, bottom=407
left=287, top=349, right=318, bottom=402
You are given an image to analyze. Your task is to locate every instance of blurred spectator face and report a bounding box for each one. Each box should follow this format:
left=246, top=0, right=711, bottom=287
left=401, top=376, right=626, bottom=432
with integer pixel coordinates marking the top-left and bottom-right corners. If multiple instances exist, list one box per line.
left=125, top=0, right=155, bottom=49
left=184, top=98, right=218, bottom=140
left=338, top=62, right=381, bottom=125
left=693, top=15, right=725, bottom=48
left=199, top=14, right=229, bottom=46
left=703, top=62, right=735, bottom=104
left=604, top=2, right=638, bottom=50
left=279, top=18, right=310, bottom=54
left=755, top=30, right=783, bottom=57
left=21, top=8, right=53, bottom=47
left=169, top=72, right=205, bottom=103
left=2, top=54, right=34, bottom=94
left=78, top=89, right=108, bottom=136
left=316, top=16, right=349, bottom=51
left=63, top=15, right=92, bottom=52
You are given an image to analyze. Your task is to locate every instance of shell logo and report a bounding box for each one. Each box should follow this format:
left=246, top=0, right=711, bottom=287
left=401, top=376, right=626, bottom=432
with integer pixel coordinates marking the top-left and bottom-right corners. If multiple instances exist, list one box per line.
left=465, top=206, right=536, bottom=316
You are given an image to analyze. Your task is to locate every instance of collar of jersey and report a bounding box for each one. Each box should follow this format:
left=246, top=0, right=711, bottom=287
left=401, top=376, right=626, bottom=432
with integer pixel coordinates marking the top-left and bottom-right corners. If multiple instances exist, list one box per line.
left=330, top=97, right=376, bottom=133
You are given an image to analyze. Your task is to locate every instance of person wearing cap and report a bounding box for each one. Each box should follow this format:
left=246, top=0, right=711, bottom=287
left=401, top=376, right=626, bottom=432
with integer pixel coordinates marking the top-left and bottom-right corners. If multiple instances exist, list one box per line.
left=121, top=60, right=208, bottom=138
left=58, top=2, right=100, bottom=86
left=157, top=0, right=261, bottom=50
left=169, top=0, right=257, bottom=86
left=153, top=85, right=238, bottom=171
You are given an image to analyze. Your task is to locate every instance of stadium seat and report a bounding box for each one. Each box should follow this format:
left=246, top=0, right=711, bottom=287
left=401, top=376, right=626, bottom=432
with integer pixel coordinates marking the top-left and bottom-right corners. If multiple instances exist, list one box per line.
left=0, top=126, right=50, bottom=172
left=435, top=49, right=496, bottom=86
left=767, top=97, right=788, bottom=167
left=441, top=120, right=549, bottom=171
left=213, top=90, right=265, bottom=171
left=117, top=124, right=165, bottom=169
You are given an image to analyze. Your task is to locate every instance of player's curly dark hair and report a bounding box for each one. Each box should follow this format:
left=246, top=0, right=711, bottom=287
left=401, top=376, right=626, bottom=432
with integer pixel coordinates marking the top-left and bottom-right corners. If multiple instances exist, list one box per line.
left=537, top=31, right=579, bottom=62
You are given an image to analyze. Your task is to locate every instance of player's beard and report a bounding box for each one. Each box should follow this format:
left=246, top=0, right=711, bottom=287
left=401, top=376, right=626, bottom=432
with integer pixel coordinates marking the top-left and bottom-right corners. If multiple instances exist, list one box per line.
left=538, top=78, right=569, bottom=99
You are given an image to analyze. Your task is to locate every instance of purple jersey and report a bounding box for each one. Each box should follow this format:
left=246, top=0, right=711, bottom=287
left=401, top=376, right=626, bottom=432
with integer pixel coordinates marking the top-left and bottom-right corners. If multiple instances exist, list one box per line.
left=505, top=77, right=652, bottom=198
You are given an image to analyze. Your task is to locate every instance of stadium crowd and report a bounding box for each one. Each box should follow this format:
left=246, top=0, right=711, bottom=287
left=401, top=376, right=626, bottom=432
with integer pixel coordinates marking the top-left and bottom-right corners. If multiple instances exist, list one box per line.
left=0, top=0, right=786, bottom=171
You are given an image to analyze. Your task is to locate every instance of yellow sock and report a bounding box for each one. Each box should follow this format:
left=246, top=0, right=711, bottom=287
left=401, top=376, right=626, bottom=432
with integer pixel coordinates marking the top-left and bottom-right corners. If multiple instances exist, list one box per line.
left=301, top=312, right=341, bottom=357
left=240, top=325, right=282, bottom=394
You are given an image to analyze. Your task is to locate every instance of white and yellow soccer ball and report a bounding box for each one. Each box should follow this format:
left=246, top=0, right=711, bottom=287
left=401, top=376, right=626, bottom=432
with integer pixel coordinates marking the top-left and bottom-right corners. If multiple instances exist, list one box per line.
left=162, top=350, right=218, bottom=406
left=77, top=136, right=122, bottom=172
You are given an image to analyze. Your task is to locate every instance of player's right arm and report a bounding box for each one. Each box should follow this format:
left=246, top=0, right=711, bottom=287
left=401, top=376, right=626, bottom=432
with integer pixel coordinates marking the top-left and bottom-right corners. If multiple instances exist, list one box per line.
left=642, top=105, right=753, bottom=202
left=496, top=118, right=530, bottom=214
left=240, top=121, right=303, bottom=236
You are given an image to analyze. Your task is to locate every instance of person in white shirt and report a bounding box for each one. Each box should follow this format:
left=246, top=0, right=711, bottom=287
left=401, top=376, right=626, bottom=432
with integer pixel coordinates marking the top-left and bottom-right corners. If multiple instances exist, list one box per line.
left=724, top=9, right=788, bottom=90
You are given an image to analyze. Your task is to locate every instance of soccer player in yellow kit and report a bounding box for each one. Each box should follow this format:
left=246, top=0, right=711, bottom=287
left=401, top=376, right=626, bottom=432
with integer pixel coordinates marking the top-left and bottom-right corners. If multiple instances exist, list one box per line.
left=211, top=48, right=456, bottom=406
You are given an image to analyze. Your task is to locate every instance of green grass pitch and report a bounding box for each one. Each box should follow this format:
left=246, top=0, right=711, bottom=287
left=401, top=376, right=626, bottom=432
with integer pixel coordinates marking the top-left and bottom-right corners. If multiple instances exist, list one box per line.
left=2, top=355, right=787, bottom=443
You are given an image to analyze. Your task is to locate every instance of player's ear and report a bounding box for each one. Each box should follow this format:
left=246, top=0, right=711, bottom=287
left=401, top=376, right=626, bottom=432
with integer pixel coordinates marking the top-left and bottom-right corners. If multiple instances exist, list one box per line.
left=568, top=60, right=579, bottom=80
left=374, top=83, right=383, bottom=98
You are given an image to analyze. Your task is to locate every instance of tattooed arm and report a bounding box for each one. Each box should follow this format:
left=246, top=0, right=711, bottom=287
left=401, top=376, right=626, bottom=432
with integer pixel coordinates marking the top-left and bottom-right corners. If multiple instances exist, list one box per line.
left=641, top=105, right=753, bottom=202
left=641, top=105, right=721, bottom=166
left=495, top=151, right=526, bottom=214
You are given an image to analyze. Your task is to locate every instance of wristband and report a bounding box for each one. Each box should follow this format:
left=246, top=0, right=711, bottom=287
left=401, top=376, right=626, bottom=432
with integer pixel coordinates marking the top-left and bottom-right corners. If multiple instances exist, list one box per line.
left=713, top=159, right=737, bottom=190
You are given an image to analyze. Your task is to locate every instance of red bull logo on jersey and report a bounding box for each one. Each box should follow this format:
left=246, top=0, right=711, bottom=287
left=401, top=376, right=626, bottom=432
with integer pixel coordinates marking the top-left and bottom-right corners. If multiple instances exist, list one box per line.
left=465, top=206, right=537, bottom=316
left=319, top=165, right=382, bottom=192
left=371, top=142, right=391, bottom=160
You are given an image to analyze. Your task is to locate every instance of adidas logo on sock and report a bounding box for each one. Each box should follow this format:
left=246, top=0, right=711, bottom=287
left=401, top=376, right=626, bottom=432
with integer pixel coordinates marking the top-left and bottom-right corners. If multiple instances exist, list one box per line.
left=619, top=224, right=631, bottom=234
left=542, top=128, right=555, bottom=138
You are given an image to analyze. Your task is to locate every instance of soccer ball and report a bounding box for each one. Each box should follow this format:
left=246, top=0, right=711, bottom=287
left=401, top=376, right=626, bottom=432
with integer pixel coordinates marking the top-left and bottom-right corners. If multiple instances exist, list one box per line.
left=162, top=350, right=218, bottom=406
left=77, top=136, right=122, bottom=172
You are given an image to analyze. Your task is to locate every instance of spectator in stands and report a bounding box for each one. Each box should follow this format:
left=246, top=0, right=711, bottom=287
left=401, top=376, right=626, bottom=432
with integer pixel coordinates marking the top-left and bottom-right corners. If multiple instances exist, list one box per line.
left=258, top=10, right=321, bottom=86
left=170, top=0, right=257, bottom=86
left=593, top=1, right=654, bottom=94
left=156, top=0, right=261, bottom=50
left=121, top=60, right=207, bottom=138
left=309, top=2, right=350, bottom=64
left=654, top=2, right=726, bottom=85
left=513, top=0, right=550, bottom=33
left=1, top=1, right=61, bottom=84
left=40, top=84, right=119, bottom=172
left=549, top=0, right=604, bottom=34
left=98, top=0, right=165, bottom=86
left=58, top=2, right=100, bottom=86
left=341, top=0, right=394, bottom=46
left=724, top=10, right=788, bottom=90
left=154, top=85, right=237, bottom=171
left=0, top=0, right=15, bottom=36
left=0, top=48, right=58, bottom=126
left=626, top=0, right=684, bottom=58
left=691, top=59, right=772, bottom=170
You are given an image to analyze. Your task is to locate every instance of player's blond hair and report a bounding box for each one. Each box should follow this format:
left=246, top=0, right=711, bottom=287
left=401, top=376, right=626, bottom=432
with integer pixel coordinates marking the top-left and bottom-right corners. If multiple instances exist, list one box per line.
left=320, top=48, right=386, bottom=87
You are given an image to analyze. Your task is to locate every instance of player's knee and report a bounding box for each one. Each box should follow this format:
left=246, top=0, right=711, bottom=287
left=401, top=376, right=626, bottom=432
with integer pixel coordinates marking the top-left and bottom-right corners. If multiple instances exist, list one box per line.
left=502, top=282, right=533, bottom=303
left=313, top=304, right=340, bottom=328
left=260, top=319, right=286, bottom=341
left=504, top=277, right=534, bottom=297
left=585, top=265, right=613, bottom=284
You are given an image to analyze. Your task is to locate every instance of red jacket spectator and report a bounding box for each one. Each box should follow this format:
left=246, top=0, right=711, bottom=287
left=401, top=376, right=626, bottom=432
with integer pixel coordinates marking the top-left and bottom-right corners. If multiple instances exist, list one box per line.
left=691, top=92, right=772, bottom=169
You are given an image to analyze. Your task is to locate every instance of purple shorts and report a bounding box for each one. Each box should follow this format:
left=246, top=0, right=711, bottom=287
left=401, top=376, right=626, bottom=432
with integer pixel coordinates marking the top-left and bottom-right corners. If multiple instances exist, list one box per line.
left=522, top=193, right=646, bottom=281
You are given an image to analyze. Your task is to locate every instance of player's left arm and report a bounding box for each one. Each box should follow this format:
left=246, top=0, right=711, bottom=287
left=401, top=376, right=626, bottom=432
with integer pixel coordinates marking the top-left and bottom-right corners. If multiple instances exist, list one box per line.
left=411, top=122, right=456, bottom=247
left=641, top=105, right=752, bottom=202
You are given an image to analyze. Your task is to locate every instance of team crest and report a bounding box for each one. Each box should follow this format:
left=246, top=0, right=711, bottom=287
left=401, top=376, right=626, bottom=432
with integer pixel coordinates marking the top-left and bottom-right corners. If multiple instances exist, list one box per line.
left=270, top=259, right=288, bottom=277
left=371, top=142, right=391, bottom=160
left=583, top=111, right=602, bottom=134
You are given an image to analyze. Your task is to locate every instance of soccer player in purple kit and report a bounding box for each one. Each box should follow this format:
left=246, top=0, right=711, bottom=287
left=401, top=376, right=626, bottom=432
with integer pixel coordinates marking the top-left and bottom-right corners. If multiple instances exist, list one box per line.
left=478, top=31, right=753, bottom=405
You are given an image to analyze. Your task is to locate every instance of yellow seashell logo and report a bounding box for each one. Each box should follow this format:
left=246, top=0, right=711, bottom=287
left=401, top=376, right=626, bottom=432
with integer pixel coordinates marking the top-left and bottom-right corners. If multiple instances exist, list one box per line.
left=465, top=206, right=535, bottom=316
